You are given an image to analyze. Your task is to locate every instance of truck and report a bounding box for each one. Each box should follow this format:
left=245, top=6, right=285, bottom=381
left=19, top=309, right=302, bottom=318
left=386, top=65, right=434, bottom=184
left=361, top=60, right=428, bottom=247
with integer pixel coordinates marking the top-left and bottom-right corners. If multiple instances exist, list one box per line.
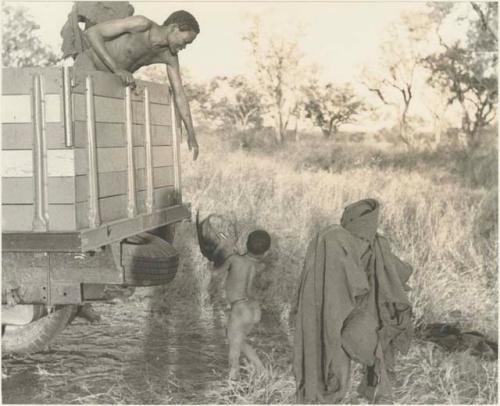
left=1, top=67, right=191, bottom=354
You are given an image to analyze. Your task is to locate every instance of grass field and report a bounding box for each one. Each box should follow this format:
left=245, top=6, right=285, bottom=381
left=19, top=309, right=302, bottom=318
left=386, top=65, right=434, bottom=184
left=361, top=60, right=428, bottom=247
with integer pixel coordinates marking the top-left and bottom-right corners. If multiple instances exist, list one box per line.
left=159, top=131, right=498, bottom=404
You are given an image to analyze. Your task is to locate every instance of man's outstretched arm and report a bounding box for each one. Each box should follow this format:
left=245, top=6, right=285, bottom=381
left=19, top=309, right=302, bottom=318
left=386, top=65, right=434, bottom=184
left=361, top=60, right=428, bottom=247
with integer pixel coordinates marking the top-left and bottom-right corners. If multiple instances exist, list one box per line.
left=166, top=57, right=199, bottom=161
left=84, top=15, right=151, bottom=85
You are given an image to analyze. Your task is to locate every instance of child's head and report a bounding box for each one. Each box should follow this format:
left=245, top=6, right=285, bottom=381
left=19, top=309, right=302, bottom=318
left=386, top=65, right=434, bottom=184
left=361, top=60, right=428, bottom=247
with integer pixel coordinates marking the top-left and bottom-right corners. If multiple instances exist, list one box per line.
left=246, top=230, right=271, bottom=257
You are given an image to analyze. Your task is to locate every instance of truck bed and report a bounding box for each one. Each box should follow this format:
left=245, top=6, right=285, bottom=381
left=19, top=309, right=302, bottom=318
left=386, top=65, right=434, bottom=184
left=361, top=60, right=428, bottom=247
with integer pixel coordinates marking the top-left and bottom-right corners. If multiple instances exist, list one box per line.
left=2, top=67, right=190, bottom=252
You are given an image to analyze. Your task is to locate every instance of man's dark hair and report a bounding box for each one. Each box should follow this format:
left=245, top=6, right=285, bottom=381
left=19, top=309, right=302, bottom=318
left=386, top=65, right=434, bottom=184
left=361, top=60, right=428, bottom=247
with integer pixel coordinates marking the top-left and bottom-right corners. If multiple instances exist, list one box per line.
left=246, top=230, right=271, bottom=256
left=163, top=10, right=200, bottom=33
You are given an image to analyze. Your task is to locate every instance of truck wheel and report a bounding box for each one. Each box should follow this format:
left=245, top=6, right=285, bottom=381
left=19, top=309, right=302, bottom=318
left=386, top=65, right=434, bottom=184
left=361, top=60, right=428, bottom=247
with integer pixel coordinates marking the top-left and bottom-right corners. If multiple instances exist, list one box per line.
left=2, top=305, right=78, bottom=355
left=149, top=223, right=176, bottom=243
left=119, top=232, right=179, bottom=286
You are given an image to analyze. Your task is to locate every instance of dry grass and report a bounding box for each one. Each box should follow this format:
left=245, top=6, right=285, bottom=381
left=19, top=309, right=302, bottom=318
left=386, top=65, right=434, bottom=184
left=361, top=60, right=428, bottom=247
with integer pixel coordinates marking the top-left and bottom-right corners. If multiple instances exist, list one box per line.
left=161, top=133, right=497, bottom=404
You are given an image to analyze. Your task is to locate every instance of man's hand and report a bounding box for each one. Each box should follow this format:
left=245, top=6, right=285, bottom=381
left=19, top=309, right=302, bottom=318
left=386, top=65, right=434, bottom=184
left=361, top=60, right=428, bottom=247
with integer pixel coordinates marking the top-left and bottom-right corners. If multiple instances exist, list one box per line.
left=188, top=132, right=199, bottom=161
left=115, top=70, right=136, bottom=88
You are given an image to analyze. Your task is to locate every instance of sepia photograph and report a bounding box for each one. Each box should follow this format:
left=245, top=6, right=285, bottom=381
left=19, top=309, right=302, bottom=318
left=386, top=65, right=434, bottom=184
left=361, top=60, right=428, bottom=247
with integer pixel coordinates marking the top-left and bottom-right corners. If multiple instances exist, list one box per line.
left=1, top=0, right=497, bottom=404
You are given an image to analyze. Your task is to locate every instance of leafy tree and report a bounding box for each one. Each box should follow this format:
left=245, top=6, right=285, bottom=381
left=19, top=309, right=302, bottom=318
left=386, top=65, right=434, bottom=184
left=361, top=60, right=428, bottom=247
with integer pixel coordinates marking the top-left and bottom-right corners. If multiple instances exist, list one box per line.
left=2, top=4, right=59, bottom=67
left=243, top=16, right=304, bottom=143
left=205, top=76, right=263, bottom=131
left=361, top=12, right=430, bottom=148
left=303, top=82, right=366, bottom=138
left=424, top=2, right=497, bottom=150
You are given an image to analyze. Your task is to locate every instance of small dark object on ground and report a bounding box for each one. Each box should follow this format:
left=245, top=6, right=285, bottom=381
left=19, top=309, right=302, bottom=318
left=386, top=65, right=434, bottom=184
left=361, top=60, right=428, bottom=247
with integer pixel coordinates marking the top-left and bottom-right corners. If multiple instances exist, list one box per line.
left=419, top=323, right=497, bottom=360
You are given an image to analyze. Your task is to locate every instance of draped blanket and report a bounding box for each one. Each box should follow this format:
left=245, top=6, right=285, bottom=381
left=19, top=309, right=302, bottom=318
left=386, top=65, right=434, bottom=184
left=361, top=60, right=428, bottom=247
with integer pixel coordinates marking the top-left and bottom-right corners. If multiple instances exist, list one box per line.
left=60, top=1, right=134, bottom=59
left=293, top=199, right=413, bottom=403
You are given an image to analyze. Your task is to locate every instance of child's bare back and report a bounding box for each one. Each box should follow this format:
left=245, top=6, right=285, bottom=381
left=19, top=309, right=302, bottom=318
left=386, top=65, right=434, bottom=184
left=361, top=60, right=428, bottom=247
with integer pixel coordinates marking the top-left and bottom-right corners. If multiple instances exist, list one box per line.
left=196, top=214, right=271, bottom=380
left=224, top=253, right=266, bottom=379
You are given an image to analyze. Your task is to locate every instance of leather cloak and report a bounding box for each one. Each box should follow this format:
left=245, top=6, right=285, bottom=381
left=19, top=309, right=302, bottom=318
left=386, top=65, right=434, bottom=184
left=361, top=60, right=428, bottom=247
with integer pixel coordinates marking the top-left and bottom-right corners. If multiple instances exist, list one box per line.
left=293, top=199, right=412, bottom=403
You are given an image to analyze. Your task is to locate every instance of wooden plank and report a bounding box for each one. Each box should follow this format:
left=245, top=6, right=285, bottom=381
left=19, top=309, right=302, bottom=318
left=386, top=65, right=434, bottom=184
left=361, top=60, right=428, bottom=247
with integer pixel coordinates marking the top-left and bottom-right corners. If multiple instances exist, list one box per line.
left=2, top=95, right=31, bottom=123
left=2, top=67, right=63, bottom=94
left=153, top=186, right=176, bottom=209
left=77, top=194, right=128, bottom=226
left=48, top=204, right=76, bottom=230
left=136, top=79, right=170, bottom=105
left=136, top=190, right=146, bottom=214
left=72, top=69, right=124, bottom=99
left=74, top=121, right=126, bottom=148
left=71, top=71, right=170, bottom=104
left=2, top=150, right=75, bottom=177
left=48, top=177, right=76, bottom=204
left=80, top=204, right=190, bottom=251
left=152, top=146, right=173, bottom=167
left=151, top=125, right=172, bottom=146
left=132, top=101, right=145, bottom=124
left=73, top=94, right=125, bottom=123
left=134, top=146, right=146, bottom=169
left=45, top=94, right=62, bottom=123
left=2, top=178, right=33, bottom=204
left=2, top=204, right=191, bottom=252
left=99, top=195, right=127, bottom=222
left=3, top=177, right=76, bottom=204
left=47, top=150, right=75, bottom=176
left=154, top=166, right=175, bottom=188
left=75, top=147, right=127, bottom=175
left=74, top=167, right=174, bottom=203
left=2, top=205, right=33, bottom=231
left=150, top=103, right=171, bottom=126
left=2, top=123, right=66, bottom=150
left=76, top=169, right=154, bottom=202
left=2, top=150, right=32, bottom=177
left=132, top=124, right=145, bottom=146
left=2, top=233, right=82, bottom=252
left=3, top=204, right=76, bottom=232
left=75, top=201, right=89, bottom=229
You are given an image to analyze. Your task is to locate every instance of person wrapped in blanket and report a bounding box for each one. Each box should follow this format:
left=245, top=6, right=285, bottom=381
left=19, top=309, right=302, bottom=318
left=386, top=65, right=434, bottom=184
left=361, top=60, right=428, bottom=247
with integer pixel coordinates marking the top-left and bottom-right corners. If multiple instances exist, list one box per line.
left=293, top=198, right=413, bottom=404
left=196, top=212, right=271, bottom=380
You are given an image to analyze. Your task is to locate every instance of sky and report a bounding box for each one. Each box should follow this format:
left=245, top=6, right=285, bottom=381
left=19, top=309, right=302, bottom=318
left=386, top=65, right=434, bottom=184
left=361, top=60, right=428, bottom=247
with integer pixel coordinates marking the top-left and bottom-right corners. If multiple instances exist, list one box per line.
left=8, top=0, right=425, bottom=83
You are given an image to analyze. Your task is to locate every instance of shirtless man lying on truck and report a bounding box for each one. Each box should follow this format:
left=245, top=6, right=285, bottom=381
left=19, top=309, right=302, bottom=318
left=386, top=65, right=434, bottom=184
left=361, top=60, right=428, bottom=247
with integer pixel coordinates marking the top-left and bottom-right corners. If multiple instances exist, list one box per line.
left=75, top=9, right=200, bottom=160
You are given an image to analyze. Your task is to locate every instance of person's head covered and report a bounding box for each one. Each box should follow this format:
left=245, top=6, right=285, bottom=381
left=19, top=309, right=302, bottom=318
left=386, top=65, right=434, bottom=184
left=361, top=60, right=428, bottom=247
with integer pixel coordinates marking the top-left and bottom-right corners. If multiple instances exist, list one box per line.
left=246, top=230, right=271, bottom=256
left=163, top=10, right=200, bottom=34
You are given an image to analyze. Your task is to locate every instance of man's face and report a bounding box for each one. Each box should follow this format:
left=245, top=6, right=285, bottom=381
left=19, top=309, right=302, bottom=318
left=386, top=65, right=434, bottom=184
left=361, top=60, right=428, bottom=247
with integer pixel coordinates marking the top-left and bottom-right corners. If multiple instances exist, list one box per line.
left=168, top=26, right=197, bottom=54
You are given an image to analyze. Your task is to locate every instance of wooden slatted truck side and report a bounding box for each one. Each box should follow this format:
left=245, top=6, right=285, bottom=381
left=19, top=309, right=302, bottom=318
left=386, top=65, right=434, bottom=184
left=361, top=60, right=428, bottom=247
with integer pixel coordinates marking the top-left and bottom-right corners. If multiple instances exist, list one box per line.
left=1, top=67, right=191, bottom=354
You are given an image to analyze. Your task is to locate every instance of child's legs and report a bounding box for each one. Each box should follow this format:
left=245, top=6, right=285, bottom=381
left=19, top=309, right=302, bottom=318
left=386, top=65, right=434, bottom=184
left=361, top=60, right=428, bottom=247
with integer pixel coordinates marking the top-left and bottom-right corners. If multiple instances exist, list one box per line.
left=227, top=310, right=245, bottom=378
left=242, top=342, right=264, bottom=370
left=231, top=300, right=264, bottom=369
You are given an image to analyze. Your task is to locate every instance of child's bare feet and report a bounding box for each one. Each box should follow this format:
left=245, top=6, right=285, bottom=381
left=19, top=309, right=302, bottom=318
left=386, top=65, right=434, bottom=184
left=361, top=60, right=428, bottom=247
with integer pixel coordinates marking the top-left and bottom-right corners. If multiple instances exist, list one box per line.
left=229, top=368, right=240, bottom=380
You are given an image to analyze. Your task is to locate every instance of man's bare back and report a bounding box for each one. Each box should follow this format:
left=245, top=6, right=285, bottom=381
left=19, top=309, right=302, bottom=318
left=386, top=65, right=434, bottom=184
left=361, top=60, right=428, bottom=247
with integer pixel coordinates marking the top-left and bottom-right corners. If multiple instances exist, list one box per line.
left=75, top=11, right=200, bottom=160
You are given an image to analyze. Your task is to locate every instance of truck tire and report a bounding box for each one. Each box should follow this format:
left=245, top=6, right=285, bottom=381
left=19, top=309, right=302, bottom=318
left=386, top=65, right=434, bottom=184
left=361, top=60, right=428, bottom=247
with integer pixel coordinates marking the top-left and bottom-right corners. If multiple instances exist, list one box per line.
left=149, top=223, right=176, bottom=244
left=119, top=232, right=179, bottom=286
left=2, top=305, right=78, bottom=355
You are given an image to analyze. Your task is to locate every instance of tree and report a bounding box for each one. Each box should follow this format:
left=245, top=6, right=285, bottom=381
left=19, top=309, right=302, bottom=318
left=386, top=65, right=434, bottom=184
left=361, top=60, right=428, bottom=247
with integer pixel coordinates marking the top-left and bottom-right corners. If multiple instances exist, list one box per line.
left=361, top=12, right=429, bottom=148
left=2, top=4, right=59, bottom=67
left=205, top=76, right=263, bottom=131
left=424, top=2, right=497, bottom=151
left=243, top=16, right=304, bottom=143
left=303, top=82, right=366, bottom=138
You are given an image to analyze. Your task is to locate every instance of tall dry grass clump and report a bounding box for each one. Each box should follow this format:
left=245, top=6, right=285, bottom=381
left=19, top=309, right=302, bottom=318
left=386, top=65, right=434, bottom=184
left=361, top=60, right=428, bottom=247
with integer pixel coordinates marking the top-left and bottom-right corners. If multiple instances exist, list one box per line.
left=160, top=135, right=497, bottom=404
left=179, top=141, right=496, bottom=335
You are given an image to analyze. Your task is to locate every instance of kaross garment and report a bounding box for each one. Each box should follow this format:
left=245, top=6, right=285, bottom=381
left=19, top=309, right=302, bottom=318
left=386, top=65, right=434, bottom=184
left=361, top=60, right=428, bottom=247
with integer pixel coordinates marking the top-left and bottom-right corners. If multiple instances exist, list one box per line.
left=293, top=199, right=412, bottom=403
left=60, top=2, right=134, bottom=59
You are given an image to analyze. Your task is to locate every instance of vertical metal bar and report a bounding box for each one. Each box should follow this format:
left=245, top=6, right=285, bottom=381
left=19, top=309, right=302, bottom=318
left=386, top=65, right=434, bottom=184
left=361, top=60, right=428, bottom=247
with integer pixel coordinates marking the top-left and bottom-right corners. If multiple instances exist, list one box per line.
left=144, top=87, right=154, bottom=213
left=32, top=74, right=49, bottom=231
left=170, top=89, right=182, bottom=203
left=62, top=66, right=74, bottom=147
left=125, top=86, right=137, bottom=217
left=85, top=76, right=100, bottom=227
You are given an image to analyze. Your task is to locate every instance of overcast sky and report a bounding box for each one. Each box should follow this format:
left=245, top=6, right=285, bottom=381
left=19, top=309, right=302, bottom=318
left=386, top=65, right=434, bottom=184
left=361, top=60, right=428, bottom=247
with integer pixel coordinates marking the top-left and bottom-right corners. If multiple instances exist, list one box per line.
left=10, top=1, right=425, bottom=83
